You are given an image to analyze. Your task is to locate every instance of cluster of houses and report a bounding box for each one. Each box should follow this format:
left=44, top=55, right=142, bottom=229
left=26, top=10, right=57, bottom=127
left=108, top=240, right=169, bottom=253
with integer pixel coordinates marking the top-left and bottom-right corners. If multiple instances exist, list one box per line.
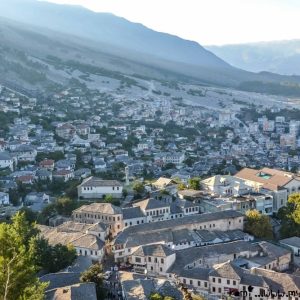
left=3, top=80, right=300, bottom=298
left=35, top=168, right=300, bottom=299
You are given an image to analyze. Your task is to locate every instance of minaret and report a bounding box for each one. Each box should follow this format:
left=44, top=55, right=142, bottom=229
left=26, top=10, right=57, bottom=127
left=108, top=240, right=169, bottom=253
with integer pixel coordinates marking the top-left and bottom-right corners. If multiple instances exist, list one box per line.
left=125, top=166, right=129, bottom=186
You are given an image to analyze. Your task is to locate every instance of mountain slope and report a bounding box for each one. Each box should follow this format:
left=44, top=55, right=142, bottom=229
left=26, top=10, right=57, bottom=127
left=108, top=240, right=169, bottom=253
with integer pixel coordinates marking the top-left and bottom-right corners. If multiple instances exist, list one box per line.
left=207, top=40, right=300, bottom=75
left=1, top=1, right=300, bottom=96
left=0, top=0, right=230, bottom=70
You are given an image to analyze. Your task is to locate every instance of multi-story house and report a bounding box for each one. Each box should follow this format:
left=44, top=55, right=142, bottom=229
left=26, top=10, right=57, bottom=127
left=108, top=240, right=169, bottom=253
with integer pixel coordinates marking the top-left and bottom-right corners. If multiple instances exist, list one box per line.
left=132, top=244, right=176, bottom=276
left=72, top=203, right=123, bottom=237
left=235, top=167, right=300, bottom=212
left=0, top=151, right=14, bottom=171
left=77, top=177, right=123, bottom=199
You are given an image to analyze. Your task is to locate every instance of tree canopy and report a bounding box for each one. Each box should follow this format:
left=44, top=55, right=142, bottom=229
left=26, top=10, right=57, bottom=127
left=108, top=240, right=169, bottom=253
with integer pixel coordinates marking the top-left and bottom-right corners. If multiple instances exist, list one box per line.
left=188, top=177, right=201, bottom=190
left=0, top=212, right=48, bottom=300
left=278, top=193, right=300, bottom=238
left=244, top=210, right=273, bottom=239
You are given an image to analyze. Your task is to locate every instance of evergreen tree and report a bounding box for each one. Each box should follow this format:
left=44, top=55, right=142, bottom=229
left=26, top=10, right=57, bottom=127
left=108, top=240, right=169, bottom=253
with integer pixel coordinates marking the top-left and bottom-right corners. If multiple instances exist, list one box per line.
left=0, top=212, right=48, bottom=300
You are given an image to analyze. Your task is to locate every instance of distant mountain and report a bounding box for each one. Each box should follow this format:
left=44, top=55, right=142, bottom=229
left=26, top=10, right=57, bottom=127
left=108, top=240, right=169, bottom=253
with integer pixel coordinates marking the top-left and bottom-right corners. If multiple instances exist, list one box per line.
left=1, top=0, right=300, bottom=96
left=0, top=0, right=229, bottom=70
left=207, top=40, right=300, bottom=75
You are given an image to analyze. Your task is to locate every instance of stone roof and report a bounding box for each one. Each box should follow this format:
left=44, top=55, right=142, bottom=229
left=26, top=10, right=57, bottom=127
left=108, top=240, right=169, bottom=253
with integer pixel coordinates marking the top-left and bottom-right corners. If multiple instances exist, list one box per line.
left=252, top=268, right=300, bottom=292
left=46, top=283, right=97, bottom=300
left=0, top=151, right=12, bottom=160
left=132, top=244, right=175, bottom=257
left=258, top=241, right=291, bottom=258
left=133, top=198, right=169, bottom=211
left=210, top=261, right=244, bottom=280
left=177, top=268, right=211, bottom=280
left=57, top=221, right=108, bottom=233
left=79, top=176, right=122, bottom=187
left=122, top=207, right=145, bottom=220
left=280, top=236, right=300, bottom=248
left=168, top=241, right=259, bottom=274
left=73, top=202, right=122, bottom=215
left=114, top=210, right=243, bottom=245
left=40, top=272, right=81, bottom=291
left=38, top=225, right=104, bottom=251
left=122, top=279, right=155, bottom=300
left=71, top=234, right=104, bottom=250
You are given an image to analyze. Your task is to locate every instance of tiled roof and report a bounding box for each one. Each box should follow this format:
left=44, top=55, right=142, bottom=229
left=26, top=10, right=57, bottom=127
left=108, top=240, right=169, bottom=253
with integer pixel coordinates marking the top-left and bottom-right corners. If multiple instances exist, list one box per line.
left=115, top=210, right=243, bottom=244
left=79, top=176, right=122, bottom=187
left=235, top=167, right=296, bottom=191
left=74, top=202, right=122, bottom=215
left=40, top=272, right=80, bottom=291
left=133, top=198, right=169, bottom=211
left=122, top=207, right=145, bottom=220
left=280, top=236, right=300, bottom=248
left=132, top=244, right=174, bottom=257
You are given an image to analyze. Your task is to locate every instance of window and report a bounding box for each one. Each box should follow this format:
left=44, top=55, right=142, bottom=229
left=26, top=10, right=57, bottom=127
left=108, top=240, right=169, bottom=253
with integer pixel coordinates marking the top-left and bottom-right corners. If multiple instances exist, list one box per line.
left=233, top=281, right=236, bottom=285
left=198, top=281, right=201, bottom=287
left=155, top=258, right=158, bottom=263
left=160, top=267, right=163, bottom=272
left=135, top=257, right=141, bottom=263
left=148, top=257, right=151, bottom=262
left=190, top=280, right=193, bottom=285
left=212, top=287, right=216, bottom=292
left=125, top=223, right=128, bottom=227
left=218, top=288, right=221, bottom=293
left=229, top=221, right=231, bottom=225
left=204, top=282, right=207, bottom=288
left=218, top=278, right=221, bottom=283
left=227, top=279, right=230, bottom=285
left=161, top=258, right=164, bottom=264
left=183, top=279, right=186, bottom=284
left=150, top=266, right=153, bottom=271
left=212, top=278, right=215, bottom=282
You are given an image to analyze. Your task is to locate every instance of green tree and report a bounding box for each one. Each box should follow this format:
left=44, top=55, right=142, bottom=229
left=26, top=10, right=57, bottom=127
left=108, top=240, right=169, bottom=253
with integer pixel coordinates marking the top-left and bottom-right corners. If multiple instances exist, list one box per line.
left=19, top=207, right=38, bottom=224
left=55, top=196, right=78, bottom=216
left=0, top=212, right=48, bottom=300
left=177, top=183, right=186, bottom=190
left=244, top=210, right=273, bottom=239
left=104, top=194, right=113, bottom=203
left=188, top=177, right=201, bottom=190
left=278, top=193, right=300, bottom=238
left=80, top=263, right=105, bottom=300
left=132, top=181, right=145, bottom=194
left=150, top=294, right=163, bottom=300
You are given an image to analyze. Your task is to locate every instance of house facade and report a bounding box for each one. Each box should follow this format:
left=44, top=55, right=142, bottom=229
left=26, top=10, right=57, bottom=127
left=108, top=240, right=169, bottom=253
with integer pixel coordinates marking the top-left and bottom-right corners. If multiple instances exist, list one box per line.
left=77, top=176, right=123, bottom=199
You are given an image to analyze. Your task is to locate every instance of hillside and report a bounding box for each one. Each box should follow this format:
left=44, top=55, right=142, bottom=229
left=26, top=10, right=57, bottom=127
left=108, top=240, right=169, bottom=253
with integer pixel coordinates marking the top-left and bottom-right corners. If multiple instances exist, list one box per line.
left=1, top=1, right=300, bottom=96
left=207, top=40, right=300, bottom=75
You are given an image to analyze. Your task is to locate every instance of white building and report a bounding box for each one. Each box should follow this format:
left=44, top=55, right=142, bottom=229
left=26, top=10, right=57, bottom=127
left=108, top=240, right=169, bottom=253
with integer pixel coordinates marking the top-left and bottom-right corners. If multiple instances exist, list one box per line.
left=77, top=176, right=123, bottom=199
left=0, top=192, right=9, bottom=205
left=0, top=152, right=14, bottom=171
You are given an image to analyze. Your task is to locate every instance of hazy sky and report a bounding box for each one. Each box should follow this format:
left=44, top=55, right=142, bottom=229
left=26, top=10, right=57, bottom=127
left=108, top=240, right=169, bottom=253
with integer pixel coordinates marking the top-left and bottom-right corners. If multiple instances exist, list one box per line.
left=44, top=0, right=300, bottom=45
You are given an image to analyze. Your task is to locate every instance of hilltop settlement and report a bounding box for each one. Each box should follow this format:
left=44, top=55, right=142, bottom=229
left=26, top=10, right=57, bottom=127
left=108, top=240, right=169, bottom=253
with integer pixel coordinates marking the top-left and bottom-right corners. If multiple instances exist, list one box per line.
left=2, top=82, right=300, bottom=300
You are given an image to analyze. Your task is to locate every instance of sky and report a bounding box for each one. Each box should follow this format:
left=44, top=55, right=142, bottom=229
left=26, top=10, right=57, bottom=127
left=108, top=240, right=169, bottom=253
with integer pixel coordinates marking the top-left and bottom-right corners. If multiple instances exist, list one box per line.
left=44, top=0, right=300, bottom=46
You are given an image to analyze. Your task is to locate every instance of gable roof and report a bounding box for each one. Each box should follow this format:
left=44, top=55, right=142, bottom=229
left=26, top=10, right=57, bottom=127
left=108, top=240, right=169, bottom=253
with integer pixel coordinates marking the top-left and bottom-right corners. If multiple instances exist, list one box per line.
left=73, top=202, right=122, bottom=215
left=122, top=207, right=145, bottom=220
left=280, top=236, right=300, bottom=248
left=210, top=261, right=244, bottom=280
left=235, top=168, right=295, bottom=191
left=132, top=244, right=175, bottom=257
left=133, top=198, right=169, bottom=211
left=79, top=176, right=122, bottom=187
